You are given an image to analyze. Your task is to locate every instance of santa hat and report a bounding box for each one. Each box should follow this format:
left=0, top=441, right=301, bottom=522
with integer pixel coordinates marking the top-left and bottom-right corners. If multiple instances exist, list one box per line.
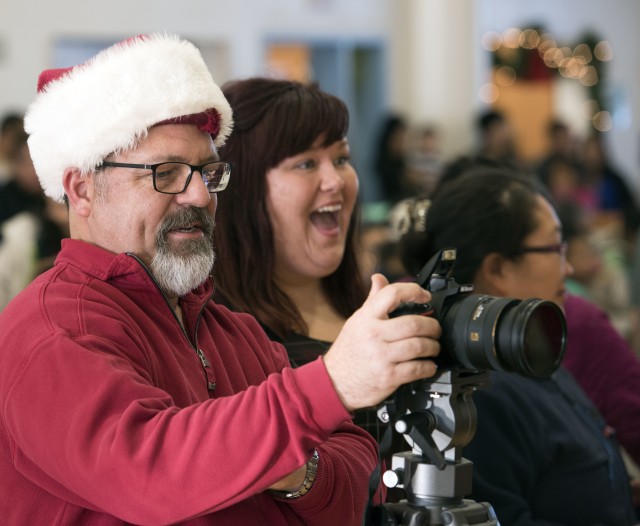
left=24, top=33, right=233, bottom=202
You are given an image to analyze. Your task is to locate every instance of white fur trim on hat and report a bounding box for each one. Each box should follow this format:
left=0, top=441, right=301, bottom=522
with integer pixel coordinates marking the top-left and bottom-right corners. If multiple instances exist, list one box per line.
left=24, top=33, right=233, bottom=202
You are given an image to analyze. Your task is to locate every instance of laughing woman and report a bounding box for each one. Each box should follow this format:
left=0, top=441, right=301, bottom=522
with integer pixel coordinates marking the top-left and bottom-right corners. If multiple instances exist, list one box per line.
left=212, top=78, right=383, bottom=432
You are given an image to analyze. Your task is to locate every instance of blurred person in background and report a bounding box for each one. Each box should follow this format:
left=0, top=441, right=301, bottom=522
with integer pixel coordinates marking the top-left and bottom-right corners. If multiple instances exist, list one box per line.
left=555, top=200, right=603, bottom=299
left=0, top=120, right=44, bottom=228
left=556, top=199, right=634, bottom=340
left=538, top=156, right=596, bottom=212
left=536, top=120, right=583, bottom=190
left=536, top=131, right=637, bottom=342
left=581, top=133, right=640, bottom=239
left=0, top=132, right=67, bottom=310
left=358, top=219, right=407, bottom=284
left=405, top=125, right=443, bottom=197
left=474, top=109, right=519, bottom=168
left=398, top=167, right=640, bottom=524
left=373, top=114, right=411, bottom=205
left=0, top=113, right=25, bottom=183
left=433, top=110, right=520, bottom=198
left=34, top=198, right=69, bottom=274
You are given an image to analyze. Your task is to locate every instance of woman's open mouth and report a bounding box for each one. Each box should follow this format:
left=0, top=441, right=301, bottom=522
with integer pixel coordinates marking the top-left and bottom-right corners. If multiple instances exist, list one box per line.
left=310, top=204, right=342, bottom=232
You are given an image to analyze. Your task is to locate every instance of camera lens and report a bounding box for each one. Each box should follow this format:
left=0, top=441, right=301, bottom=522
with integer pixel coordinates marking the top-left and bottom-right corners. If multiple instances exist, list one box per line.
left=440, top=294, right=566, bottom=377
left=497, top=299, right=566, bottom=377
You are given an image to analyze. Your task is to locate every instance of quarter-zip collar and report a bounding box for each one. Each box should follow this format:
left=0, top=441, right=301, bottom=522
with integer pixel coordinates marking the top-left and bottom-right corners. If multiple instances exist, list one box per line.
left=55, top=238, right=214, bottom=329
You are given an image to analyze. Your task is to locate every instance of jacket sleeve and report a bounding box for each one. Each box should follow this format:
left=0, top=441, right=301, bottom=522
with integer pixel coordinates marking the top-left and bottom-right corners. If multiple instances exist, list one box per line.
left=283, top=420, right=379, bottom=526
left=1, top=328, right=377, bottom=525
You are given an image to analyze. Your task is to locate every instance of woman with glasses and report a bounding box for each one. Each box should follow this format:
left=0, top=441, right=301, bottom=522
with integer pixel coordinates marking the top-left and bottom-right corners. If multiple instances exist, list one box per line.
left=397, top=167, right=639, bottom=524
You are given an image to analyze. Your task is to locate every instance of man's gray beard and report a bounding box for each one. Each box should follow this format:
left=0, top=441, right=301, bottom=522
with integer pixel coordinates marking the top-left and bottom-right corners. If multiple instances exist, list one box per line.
left=150, top=207, right=216, bottom=298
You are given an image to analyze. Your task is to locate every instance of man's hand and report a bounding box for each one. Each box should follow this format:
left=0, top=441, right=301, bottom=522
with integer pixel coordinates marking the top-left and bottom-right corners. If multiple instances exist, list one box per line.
left=323, top=274, right=441, bottom=412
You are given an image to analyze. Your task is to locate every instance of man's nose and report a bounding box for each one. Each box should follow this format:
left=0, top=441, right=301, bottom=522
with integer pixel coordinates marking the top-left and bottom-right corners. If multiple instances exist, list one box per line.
left=177, top=171, right=211, bottom=207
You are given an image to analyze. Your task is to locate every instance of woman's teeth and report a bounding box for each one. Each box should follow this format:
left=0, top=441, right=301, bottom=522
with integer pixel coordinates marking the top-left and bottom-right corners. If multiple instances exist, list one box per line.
left=316, top=204, right=342, bottom=213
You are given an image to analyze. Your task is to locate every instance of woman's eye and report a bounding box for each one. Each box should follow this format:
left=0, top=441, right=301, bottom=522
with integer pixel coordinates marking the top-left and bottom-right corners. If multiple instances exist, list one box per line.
left=295, top=159, right=316, bottom=170
left=335, top=155, right=351, bottom=166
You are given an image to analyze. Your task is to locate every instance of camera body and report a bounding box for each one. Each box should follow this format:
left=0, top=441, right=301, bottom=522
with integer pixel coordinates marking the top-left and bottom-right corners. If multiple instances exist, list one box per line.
left=391, top=248, right=566, bottom=378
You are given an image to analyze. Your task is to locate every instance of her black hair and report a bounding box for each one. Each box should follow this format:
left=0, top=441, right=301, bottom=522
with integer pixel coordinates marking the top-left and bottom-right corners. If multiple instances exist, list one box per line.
left=400, top=166, right=547, bottom=284
left=213, top=77, right=366, bottom=339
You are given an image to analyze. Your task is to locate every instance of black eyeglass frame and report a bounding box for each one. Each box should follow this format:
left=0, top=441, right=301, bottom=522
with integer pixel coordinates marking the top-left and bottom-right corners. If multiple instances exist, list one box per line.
left=97, top=161, right=232, bottom=194
left=518, top=241, right=568, bottom=256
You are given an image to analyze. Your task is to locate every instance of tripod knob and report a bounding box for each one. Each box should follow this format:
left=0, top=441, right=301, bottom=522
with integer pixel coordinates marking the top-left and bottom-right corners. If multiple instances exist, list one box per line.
left=382, top=468, right=404, bottom=488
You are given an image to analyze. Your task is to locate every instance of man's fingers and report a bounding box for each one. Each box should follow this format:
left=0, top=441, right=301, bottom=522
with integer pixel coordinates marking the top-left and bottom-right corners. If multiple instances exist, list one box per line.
left=382, top=333, right=441, bottom=364
left=378, top=315, right=442, bottom=344
left=391, top=358, right=439, bottom=386
left=363, top=280, right=432, bottom=319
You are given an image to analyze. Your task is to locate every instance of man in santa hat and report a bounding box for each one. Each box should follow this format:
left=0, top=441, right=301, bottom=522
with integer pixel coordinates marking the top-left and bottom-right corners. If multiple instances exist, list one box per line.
left=0, top=34, right=440, bottom=524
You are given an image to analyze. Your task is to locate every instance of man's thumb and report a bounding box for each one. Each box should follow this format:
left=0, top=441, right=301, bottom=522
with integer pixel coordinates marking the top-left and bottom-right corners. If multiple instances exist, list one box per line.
left=368, top=273, right=389, bottom=298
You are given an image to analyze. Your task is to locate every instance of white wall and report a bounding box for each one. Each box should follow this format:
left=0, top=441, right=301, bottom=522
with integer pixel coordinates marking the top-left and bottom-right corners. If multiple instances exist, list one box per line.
left=0, top=0, right=391, bottom=113
left=388, top=0, right=477, bottom=161
left=1, top=0, right=638, bottom=193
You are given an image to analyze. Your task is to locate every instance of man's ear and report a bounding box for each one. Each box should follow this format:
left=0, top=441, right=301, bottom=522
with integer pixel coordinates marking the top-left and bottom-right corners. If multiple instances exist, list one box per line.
left=62, top=167, right=93, bottom=218
left=476, top=252, right=511, bottom=297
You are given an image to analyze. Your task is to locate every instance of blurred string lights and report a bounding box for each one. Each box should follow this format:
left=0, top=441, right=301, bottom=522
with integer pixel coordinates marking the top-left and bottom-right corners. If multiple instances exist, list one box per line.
left=480, top=26, right=613, bottom=131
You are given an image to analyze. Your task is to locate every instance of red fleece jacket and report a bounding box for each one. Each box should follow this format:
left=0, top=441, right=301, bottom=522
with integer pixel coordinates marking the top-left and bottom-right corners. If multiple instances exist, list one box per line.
left=0, top=239, right=378, bottom=525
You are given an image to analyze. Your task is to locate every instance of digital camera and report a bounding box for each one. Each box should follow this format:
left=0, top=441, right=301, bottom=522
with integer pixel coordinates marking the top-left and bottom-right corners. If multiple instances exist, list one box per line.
left=391, top=248, right=566, bottom=377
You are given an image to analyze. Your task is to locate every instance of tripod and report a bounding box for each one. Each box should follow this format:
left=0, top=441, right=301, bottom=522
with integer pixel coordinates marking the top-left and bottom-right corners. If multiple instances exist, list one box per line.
left=374, top=369, right=499, bottom=526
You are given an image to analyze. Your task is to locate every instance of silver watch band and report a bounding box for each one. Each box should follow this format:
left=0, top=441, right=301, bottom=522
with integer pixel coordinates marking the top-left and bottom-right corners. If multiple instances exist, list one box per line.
left=268, top=449, right=320, bottom=500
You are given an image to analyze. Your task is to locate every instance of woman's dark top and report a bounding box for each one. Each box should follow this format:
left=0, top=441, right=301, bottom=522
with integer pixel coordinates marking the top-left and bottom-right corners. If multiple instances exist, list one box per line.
left=463, top=366, right=637, bottom=525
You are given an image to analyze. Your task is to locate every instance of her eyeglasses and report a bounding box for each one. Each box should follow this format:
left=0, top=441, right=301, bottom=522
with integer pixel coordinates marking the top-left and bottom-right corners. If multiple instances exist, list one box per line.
left=519, top=242, right=568, bottom=257
left=98, top=161, right=232, bottom=194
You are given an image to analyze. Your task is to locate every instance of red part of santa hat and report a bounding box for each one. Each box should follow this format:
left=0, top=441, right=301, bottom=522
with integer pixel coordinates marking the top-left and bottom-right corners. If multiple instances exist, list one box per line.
left=25, top=33, right=233, bottom=202
left=37, top=67, right=73, bottom=92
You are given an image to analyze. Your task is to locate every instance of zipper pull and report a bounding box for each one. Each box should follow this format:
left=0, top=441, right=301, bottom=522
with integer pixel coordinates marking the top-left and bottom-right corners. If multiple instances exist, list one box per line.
left=196, top=348, right=211, bottom=368
left=196, top=348, right=216, bottom=393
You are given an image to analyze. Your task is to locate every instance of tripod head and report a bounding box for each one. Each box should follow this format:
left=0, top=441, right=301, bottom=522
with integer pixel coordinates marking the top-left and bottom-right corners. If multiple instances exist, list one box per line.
left=374, top=369, right=499, bottom=525
left=379, top=369, right=486, bottom=496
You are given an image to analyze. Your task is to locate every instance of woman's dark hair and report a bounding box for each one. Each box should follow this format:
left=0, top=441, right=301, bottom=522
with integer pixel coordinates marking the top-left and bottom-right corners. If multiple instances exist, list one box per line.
left=400, top=167, right=547, bottom=284
left=213, top=77, right=366, bottom=339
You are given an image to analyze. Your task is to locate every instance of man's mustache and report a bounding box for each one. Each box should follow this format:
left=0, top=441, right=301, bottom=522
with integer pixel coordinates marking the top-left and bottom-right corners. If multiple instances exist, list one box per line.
left=157, top=207, right=215, bottom=241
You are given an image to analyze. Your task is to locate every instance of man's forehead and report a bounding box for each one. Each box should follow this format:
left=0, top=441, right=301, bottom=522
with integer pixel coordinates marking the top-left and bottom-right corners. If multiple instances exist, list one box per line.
left=123, top=125, right=218, bottom=159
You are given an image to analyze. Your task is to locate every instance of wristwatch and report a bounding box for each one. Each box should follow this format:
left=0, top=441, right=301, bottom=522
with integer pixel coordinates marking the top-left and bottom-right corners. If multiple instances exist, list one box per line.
left=268, top=449, right=320, bottom=499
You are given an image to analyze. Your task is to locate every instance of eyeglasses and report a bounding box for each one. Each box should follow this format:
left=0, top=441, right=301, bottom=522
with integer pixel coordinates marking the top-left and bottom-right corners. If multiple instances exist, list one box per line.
left=98, top=161, right=232, bottom=194
left=519, top=242, right=568, bottom=257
